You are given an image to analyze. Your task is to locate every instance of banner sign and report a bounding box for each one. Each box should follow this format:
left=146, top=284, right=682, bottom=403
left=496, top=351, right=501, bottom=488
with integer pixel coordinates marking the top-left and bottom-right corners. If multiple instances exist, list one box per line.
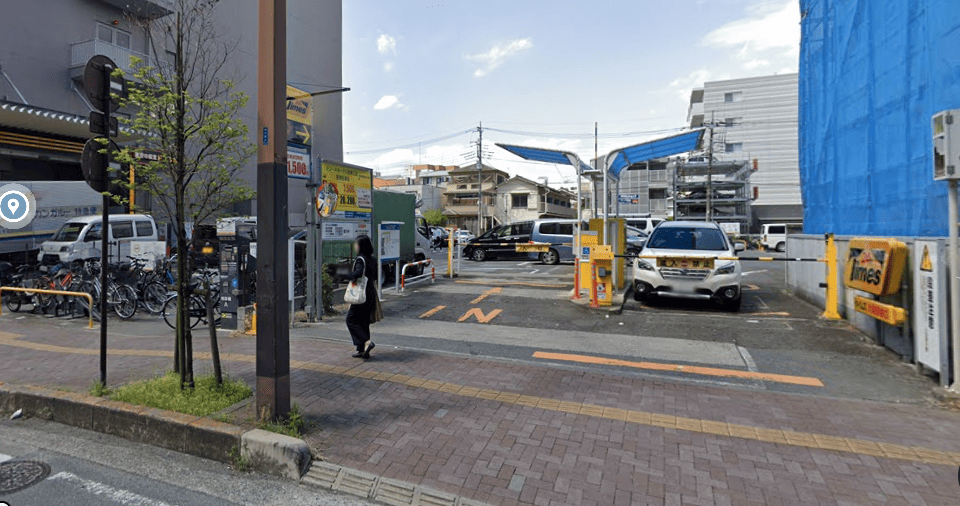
left=287, top=144, right=310, bottom=179
left=318, top=160, right=372, bottom=221
left=321, top=220, right=370, bottom=240
left=286, top=85, right=312, bottom=146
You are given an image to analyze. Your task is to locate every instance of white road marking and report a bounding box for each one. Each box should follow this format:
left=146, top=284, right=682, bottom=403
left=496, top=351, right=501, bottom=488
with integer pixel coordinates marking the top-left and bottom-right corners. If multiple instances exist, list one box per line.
left=737, top=346, right=759, bottom=372
left=0, top=453, right=12, bottom=462
left=753, top=295, right=769, bottom=309
left=49, top=472, right=179, bottom=506
left=741, top=270, right=768, bottom=276
left=518, top=261, right=533, bottom=266
left=530, top=270, right=539, bottom=274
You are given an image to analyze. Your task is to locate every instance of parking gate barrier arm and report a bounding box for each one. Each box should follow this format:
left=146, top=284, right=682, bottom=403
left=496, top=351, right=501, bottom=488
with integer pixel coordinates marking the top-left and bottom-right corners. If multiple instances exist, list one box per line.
left=0, top=286, right=95, bottom=329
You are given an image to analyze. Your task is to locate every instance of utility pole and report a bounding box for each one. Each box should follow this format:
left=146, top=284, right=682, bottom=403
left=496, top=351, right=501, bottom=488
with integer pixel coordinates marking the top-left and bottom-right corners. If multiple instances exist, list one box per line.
left=256, top=0, right=289, bottom=421
left=476, top=122, right=482, bottom=236
left=706, top=112, right=715, bottom=222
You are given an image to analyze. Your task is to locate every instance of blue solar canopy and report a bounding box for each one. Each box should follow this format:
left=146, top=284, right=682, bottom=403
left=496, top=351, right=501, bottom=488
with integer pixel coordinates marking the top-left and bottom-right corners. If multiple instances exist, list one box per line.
left=606, top=129, right=705, bottom=179
left=496, top=143, right=575, bottom=166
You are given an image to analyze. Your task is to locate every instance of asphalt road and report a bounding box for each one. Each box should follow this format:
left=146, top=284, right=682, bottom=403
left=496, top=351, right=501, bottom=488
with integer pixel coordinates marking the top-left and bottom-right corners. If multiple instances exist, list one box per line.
left=0, top=417, right=375, bottom=506
left=316, top=250, right=937, bottom=405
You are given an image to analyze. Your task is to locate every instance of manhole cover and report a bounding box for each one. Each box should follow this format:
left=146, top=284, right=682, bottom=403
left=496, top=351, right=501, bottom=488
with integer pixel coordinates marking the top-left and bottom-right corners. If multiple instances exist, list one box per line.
left=0, top=460, right=51, bottom=495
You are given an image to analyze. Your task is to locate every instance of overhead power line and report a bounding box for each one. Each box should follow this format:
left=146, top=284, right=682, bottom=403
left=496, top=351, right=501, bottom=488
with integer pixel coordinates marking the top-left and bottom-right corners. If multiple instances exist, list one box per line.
left=344, top=129, right=475, bottom=155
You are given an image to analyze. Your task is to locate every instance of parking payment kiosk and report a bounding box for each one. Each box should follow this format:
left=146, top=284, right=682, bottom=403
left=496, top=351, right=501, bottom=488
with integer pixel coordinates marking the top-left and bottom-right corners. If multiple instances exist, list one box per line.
left=217, top=220, right=256, bottom=329
left=590, top=245, right=614, bottom=307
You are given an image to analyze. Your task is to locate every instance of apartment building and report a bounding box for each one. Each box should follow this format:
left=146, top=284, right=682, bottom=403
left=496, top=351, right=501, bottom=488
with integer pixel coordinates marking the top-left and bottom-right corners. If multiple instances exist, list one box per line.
left=687, top=73, right=801, bottom=228
left=441, top=164, right=509, bottom=235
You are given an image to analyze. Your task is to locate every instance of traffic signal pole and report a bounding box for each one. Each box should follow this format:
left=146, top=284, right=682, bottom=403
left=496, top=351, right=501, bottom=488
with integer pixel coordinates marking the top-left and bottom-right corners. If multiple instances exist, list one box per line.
left=256, top=0, right=290, bottom=421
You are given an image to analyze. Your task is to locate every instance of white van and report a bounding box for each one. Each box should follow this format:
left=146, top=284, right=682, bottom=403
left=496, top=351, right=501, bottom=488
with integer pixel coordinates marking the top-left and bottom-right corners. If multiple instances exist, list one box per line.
left=38, top=214, right=159, bottom=266
left=760, top=223, right=803, bottom=252
left=624, top=217, right=664, bottom=235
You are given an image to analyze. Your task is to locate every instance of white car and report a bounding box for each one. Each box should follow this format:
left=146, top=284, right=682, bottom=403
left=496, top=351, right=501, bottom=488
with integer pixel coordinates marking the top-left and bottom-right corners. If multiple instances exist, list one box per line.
left=453, top=230, right=475, bottom=243
left=632, top=221, right=744, bottom=311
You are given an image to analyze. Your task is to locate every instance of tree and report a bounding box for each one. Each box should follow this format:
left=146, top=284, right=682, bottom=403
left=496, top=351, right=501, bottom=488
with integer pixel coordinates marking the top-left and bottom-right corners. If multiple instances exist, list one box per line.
left=422, top=209, right=447, bottom=227
left=114, top=0, right=255, bottom=389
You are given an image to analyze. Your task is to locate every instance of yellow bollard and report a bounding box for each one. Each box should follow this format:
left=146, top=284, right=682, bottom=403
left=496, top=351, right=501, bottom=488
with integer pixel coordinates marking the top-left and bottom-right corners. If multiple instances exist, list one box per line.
left=822, top=233, right=841, bottom=320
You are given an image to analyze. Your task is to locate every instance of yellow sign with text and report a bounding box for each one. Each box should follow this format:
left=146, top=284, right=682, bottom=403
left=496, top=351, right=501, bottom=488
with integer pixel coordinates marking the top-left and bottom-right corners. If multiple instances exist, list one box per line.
left=854, top=296, right=906, bottom=326
left=286, top=85, right=312, bottom=145
left=319, top=160, right=372, bottom=221
left=843, top=238, right=908, bottom=296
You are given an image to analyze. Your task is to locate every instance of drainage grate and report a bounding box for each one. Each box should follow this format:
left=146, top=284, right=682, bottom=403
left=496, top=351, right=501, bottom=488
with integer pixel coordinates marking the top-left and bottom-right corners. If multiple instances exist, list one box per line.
left=0, top=460, right=51, bottom=495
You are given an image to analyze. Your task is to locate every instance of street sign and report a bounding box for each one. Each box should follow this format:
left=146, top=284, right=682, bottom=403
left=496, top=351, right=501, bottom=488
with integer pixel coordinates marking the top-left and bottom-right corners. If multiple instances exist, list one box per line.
left=81, top=138, right=120, bottom=193
left=83, top=55, right=125, bottom=112
left=89, top=111, right=118, bottom=137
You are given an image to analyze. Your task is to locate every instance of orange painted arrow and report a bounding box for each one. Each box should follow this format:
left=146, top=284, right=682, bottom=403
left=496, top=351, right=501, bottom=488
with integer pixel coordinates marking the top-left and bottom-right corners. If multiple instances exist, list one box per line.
left=458, top=308, right=502, bottom=323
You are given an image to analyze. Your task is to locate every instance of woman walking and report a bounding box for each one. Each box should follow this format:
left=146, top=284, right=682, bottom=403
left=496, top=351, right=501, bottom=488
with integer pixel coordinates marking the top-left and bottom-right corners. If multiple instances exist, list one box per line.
left=345, top=234, right=379, bottom=358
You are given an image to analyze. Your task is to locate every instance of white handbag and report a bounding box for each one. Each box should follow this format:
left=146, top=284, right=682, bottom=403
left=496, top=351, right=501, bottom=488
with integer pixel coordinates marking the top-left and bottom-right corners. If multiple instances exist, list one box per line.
left=343, top=256, right=367, bottom=304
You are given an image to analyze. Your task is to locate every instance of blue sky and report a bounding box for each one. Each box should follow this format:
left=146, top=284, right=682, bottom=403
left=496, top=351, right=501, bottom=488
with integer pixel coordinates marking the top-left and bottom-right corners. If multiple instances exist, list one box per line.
left=342, top=0, right=799, bottom=185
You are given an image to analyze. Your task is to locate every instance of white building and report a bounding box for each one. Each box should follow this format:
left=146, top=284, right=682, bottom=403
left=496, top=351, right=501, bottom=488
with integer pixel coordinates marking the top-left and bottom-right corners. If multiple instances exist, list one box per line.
left=687, top=73, right=801, bottom=228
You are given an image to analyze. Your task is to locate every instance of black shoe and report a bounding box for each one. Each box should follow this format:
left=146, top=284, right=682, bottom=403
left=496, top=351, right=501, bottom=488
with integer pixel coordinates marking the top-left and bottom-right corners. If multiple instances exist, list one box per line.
left=351, top=351, right=364, bottom=358
left=362, top=342, right=375, bottom=359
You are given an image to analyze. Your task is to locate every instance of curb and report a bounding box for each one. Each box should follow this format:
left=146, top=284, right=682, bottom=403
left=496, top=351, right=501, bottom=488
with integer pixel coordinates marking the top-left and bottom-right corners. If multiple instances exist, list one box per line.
left=0, top=382, right=491, bottom=505
left=303, top=460, right=490, bottom=506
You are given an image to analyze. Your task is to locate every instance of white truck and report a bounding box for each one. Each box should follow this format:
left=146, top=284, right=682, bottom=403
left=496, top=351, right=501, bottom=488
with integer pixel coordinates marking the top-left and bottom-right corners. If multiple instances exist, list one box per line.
left=0, top=181, right=103, bottom=263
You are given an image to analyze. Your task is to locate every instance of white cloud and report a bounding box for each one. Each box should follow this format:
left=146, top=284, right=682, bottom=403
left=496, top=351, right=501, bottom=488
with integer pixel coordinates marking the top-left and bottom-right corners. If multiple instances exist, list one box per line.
left=702, top=0, right=800, bottom=73
left=466, top=38, right=532, bottom=77
left=668, top=69, right=716, bottom=101
left=377, top=34, right=397, bottom=55
left=383, top=62, right=395, bottom=72
left=373, top=95, right=406, bottom=111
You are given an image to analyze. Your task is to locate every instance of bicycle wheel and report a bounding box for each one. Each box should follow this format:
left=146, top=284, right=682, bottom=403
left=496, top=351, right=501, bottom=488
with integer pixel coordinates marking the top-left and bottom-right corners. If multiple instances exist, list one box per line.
left=112, top=284, right=138, bottom=320
left=163, top=295, right=200, bottom=329
left=4, top=285, right=21, bottom=312
left=142, top=281, right=168, bottom=315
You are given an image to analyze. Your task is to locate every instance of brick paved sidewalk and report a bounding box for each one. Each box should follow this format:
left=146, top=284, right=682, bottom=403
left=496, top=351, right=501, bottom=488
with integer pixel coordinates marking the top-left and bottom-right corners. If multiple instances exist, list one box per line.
left=0, top=316, right=958, bottom=505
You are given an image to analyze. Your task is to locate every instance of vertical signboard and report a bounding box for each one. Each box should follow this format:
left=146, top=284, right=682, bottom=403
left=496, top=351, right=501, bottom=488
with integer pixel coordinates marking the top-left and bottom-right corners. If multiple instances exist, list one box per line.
left=286, top=85, right=312, bottom=146
left=287, top=145, right=310, bottom=179
left=913, top=240, right=948, bottom=380
left=318, top=160, right=373, bottom=221
left=379, top=222, right=402, bottom=262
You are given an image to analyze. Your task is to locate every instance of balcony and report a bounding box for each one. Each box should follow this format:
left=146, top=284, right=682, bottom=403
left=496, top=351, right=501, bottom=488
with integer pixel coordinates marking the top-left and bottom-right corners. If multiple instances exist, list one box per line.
left=98, top=0, right=173, bottom=18
left=70, top=39, right=165, bottom=79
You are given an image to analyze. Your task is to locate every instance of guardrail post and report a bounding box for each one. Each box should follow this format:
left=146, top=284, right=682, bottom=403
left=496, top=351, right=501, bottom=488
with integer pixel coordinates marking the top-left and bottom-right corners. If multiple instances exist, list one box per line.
left=822, top=233, right=841, bottom=320
left=573, top=257, right=581, bottom=300
left=431, top=267, right=435, bottom=283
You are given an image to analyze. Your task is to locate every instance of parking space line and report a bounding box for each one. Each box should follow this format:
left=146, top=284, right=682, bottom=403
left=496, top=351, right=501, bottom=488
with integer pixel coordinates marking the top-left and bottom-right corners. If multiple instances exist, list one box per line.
left=470, top=288, right=502, bottom=304
left=419, top=305, right=446, bottom=319
left=531, top=351, right=824, bottom=387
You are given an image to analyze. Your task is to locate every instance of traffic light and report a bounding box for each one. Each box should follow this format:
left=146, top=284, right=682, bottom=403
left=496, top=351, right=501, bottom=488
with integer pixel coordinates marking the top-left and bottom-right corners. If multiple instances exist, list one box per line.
left=80, top=55, right=126, bottom=193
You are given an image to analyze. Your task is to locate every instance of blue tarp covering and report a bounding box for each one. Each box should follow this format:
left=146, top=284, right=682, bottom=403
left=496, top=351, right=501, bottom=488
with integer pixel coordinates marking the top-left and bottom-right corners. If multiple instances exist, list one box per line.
left=799, top=0, right=960, bottom=236
left=606, top=129, right=705, bottom=179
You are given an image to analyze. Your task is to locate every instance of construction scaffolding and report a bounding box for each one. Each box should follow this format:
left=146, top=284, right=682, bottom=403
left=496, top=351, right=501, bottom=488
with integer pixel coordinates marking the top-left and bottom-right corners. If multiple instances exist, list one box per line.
left=673, top=159, right=752, bottom=233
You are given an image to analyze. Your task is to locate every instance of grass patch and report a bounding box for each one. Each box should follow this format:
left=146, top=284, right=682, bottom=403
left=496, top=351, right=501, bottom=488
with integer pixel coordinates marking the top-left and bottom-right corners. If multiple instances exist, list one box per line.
left=109, top=372, right=251, bottom=417
left=257, top=403, right=306, bottom=438
left=89, top=380, right=110, bottom=397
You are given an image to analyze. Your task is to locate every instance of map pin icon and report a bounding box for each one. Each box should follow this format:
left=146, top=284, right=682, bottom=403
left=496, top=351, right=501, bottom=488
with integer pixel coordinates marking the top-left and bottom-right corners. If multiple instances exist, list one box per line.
left=7, top=199, right=18, bottom=215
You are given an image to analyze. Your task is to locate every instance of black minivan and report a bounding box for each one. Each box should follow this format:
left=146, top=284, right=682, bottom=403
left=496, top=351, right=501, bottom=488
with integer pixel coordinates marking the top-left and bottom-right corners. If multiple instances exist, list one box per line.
left=462, top=221, right=533, bottom=261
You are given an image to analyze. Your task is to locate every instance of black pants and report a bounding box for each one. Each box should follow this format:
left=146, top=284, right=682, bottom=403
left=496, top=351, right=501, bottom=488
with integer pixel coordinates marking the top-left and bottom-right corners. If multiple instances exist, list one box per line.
left=346, top=303, right=371, bottom=351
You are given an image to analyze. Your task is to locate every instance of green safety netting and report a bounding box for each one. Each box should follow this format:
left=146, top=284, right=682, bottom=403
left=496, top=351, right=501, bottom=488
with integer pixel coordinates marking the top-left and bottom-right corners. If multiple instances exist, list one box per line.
left=799, top=0, right=960, bottom=236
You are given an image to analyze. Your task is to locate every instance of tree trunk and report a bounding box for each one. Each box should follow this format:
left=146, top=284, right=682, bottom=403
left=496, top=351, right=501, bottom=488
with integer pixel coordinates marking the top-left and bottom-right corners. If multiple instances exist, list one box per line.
left=205, top=279, right=223, bottom=386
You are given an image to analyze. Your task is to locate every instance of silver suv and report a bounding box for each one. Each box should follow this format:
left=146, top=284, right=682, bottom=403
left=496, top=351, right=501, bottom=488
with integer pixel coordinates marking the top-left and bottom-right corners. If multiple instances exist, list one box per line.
left=632, top=221, right=744, bottom=311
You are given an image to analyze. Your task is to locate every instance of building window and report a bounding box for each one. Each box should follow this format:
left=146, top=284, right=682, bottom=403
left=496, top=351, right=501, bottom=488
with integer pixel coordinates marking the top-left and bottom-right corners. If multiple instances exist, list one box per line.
left=724, top=117, right=741, bottom=127
left=97, top=23, right=131, bottom=49
left=724, top=92, right=742, bottom=103
left=457, top=184, right=467, bottom=190
left=511, top=194, right=528, bottom=208
left=725, top=143, right=743, bottom=153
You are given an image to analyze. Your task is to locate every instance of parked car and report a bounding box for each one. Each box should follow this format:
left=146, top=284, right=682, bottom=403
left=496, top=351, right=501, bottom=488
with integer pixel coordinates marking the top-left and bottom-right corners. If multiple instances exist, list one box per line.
left=624, top=217, right=664, bottom=235
left=632, top=221, right=744, bottom=311
left=38, top=214, right=159, bottom=267
left=463, top=222, right=531, bottom=261
left=760, top=223, right=803, bottom=252
left=452, top=230, right=476, bottom=243
left=624, top=226, right=648, bottom=256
